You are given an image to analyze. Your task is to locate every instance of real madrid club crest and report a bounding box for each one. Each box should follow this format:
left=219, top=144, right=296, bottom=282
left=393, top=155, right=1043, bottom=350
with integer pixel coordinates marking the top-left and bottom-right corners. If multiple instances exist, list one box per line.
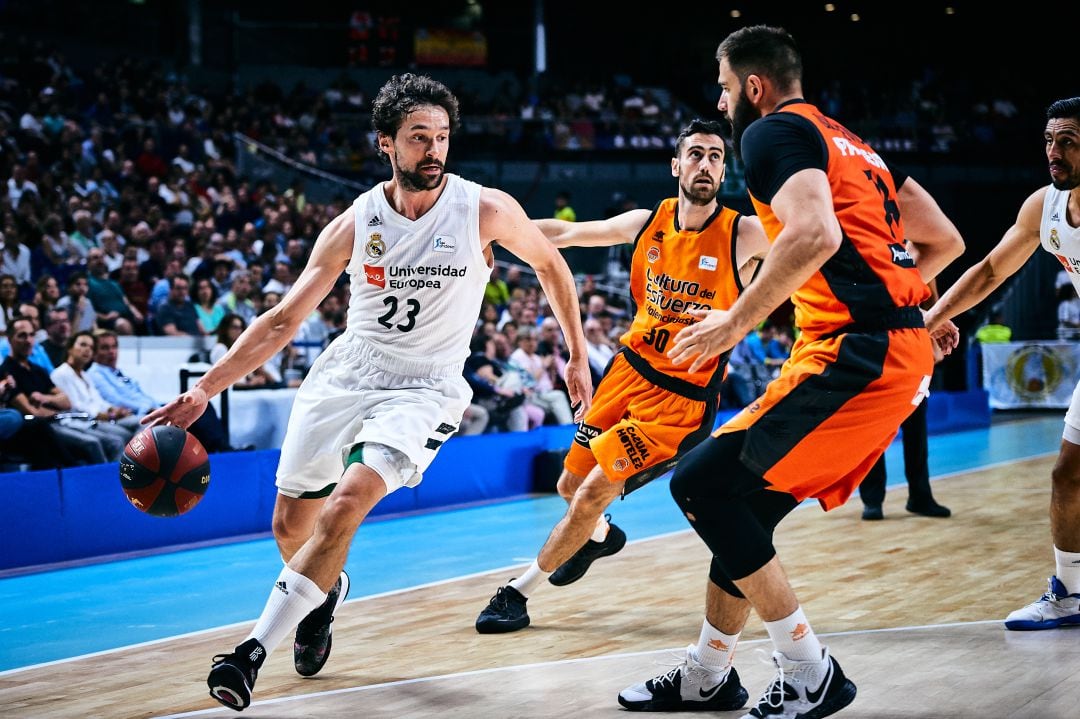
left=1050, top=228, right=1061, bottom=250
left=366, top=233, right=386, bottom=259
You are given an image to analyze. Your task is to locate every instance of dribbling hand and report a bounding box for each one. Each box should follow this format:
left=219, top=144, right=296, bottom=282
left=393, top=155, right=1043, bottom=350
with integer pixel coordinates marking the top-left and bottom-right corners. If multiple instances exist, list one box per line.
left=143, top=386, right=209, bottom=429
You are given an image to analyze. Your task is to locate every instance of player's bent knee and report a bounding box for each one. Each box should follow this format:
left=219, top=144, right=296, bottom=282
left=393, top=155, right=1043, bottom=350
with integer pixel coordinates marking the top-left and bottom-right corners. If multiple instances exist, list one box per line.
left=344, top=442, right=420, bottom=494
left=708, top=560, right=746, bottom=599
left=557, top=470, right=585, bottom=499
left=1051, top=461, right=1080, bottom=494
left=573, top=472, right=622, bottom=509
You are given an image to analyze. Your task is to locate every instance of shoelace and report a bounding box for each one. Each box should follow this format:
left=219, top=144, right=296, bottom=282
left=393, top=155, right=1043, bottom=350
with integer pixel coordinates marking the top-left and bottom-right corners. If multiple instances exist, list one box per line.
left=750, top=650, right=787, bottom=711
left=489, top=587, right=515, bottom=609
left=649, top=664, right=686, bottom=691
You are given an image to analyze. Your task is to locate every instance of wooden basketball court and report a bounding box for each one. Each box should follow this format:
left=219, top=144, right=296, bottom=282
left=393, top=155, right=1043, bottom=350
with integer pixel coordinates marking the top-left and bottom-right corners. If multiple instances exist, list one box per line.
left=3, top=454, right=1077, bottom=718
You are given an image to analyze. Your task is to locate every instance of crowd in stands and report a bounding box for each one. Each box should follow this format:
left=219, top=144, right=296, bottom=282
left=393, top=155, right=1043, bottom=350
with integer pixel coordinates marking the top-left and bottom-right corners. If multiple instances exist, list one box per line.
left=0, top=44, right=827, bottom=469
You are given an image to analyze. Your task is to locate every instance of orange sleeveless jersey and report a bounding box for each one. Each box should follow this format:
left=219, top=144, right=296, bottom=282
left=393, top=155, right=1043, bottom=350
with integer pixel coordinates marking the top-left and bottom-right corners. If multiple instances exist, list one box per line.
left=621, top=199, right=743, bottom=387
left=749, top=104, right=929, bottom=339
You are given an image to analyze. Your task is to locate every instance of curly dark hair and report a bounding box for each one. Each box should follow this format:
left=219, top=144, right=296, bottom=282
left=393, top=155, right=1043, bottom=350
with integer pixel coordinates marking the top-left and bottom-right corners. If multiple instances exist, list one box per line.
left=370, top=74, right=461, bottom=163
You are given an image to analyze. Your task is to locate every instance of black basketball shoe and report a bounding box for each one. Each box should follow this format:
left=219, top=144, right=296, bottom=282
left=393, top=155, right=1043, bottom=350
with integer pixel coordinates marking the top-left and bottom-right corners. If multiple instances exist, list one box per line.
left=294, top=570, right=351, bottom=677
left=618, top=645, right=749, bottom=711
left=745, top=646, right=857, bottom=719
left=549, top=518, right=626, bottom=586
left=208, top=638, right=266, bottom=711
left=475, top=585, right=530, bottom=633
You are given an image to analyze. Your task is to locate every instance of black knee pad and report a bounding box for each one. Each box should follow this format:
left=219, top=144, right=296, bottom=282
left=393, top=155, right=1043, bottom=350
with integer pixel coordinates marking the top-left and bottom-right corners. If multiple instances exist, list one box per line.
left=709, top=557, right=745, bottom=599
left=670, top=432, right=748, bottom=517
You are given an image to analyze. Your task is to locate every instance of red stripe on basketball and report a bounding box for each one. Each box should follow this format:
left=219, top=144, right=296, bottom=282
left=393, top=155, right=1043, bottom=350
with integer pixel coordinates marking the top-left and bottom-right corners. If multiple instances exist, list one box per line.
left=123, top=478, right=166, bottom=512
left=124, top=428, right=160, bottom=474
left=169, top=433, right=208, bottom=484
left=174, top=488, right=201, bottom=515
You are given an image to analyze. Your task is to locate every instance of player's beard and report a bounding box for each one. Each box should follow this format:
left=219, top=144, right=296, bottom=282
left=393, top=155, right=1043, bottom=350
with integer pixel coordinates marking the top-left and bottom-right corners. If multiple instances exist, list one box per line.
left=680, top=175, right=719, bottom=205
left=728, top=91, right=760, bottom=160
left=1050, top=160, right=1079, bottom=191
left=397, top=158, right=445, bottom=192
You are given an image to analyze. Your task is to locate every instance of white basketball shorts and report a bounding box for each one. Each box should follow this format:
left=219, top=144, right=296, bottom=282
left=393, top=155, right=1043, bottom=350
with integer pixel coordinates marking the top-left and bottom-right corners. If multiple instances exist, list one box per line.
left=1064, top=380, right=1080, bottom=445
left=275, top=332, right=472, bottom=498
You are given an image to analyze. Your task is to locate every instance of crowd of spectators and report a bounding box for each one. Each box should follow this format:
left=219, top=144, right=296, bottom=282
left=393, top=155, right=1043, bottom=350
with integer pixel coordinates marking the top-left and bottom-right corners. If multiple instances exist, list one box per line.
left=10, top=41, right=1017, bottom=468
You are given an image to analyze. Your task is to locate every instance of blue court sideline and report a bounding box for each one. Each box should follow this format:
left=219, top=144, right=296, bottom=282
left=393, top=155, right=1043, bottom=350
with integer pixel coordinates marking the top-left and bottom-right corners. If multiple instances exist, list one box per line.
left=0, top=415, right=1062, bottom=672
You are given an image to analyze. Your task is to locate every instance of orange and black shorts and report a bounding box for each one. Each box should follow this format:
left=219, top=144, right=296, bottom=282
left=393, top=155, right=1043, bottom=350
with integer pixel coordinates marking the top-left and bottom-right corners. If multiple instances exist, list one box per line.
left=565, top=350, right=718, bottom=492
left=716, top=326, right=932, bottom=510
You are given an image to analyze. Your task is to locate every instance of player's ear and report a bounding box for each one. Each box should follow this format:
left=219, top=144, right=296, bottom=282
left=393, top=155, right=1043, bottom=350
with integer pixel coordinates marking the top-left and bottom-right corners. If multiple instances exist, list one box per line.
left=746, top=75, right=763, bottom=104
left=671, top=157, right=679, bottom=178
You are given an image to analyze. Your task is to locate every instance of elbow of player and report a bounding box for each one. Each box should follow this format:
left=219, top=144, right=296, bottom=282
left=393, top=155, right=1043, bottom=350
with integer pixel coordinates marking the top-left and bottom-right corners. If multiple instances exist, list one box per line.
left=813, top=223, right=843, bottom=255
left=948, top=233, right=966, bottom=262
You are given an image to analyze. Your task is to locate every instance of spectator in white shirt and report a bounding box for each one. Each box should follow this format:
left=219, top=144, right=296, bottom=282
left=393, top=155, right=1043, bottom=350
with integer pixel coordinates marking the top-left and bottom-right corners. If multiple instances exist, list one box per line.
left=0, top=231, right=32, bottom=287
left=7, top=164, right=38, bottom=209
left=584, top=316, right=616, bottom=384
left=510, top=327, right=574, bottom=425
left=49, top=331, right=139, bottom=446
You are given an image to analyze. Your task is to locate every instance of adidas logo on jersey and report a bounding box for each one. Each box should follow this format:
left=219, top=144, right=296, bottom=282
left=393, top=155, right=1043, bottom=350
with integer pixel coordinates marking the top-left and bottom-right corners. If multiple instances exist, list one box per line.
left=368, top=215, right=382, bottom=226
left=275, top=581, right=289, bottom=595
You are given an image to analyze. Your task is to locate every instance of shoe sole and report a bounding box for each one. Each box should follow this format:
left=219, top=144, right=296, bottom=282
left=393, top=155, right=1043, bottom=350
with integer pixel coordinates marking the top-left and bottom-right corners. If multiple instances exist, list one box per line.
left=797, top=678, right=857, bottom=719
left=295, top=571, right=352, bottom=677
left=617, top=686, right=748, bottom=712
left=475, top=613, right=530, bottom=634
left=208, top=664, right=251, bottom=711
left=1005, top=614, right=1080, bottom=630
left=549, top=527, right=627, bottom=587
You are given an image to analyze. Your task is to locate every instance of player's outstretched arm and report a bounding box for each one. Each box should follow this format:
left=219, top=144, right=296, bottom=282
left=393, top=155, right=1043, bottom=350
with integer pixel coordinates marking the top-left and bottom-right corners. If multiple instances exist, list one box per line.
left=534, top=209, right=651, bottom=248
left=924, top=187, right=1046, bottom=334
left=482, top=188, right=593, bottom=418
left=145, top=209, right=355, bottom=428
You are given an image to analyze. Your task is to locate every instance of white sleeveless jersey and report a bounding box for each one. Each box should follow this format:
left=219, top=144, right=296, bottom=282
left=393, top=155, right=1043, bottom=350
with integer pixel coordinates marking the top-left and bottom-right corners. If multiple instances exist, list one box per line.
left=345, top=174, right=490, bottom=367
left=1041, top=186, right=1080, bottom=297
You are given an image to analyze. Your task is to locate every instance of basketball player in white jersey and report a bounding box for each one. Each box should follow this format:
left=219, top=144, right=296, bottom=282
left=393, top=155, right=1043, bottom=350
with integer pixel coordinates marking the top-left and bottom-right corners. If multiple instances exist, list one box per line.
left=926, top=96, right=1080, bottom=631
left=145, top=73, right=593, bottom=711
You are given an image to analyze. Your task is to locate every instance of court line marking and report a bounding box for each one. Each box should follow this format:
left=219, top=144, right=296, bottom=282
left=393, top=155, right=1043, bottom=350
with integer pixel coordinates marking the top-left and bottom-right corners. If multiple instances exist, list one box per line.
left=0, top=450, right=1055, bottom=678
left=151, top=618, right=1008, bottom=718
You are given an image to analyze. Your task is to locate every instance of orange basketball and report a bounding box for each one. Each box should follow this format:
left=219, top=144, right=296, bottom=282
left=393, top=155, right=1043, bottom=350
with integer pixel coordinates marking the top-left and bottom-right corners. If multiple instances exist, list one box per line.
left=119, top=425, right=211, bottom=517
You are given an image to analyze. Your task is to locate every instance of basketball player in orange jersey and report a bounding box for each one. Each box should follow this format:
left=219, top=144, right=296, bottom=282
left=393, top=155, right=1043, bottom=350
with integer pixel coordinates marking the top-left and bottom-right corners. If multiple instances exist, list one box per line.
left=619, top=27, right=964, bottom=718
left=145, top=74, right=592, bottom=712
left=925, top=97, right=1080, bottom=632
left=475, top=119, right=770, bottom=643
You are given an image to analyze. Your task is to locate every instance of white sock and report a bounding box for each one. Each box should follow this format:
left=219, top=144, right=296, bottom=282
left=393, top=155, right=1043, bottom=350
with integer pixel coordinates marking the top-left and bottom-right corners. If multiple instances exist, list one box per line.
left=590, top=515, right=609, bottom=543
left=763, top=606, right=823, bottom=663
left=1055, top=547, right=1080, bottom=594
left=693, top=618, right=739, bottom=673
left=248, top=566, right=327, bottom=654
left=509, top=560, right=551, bottom=598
